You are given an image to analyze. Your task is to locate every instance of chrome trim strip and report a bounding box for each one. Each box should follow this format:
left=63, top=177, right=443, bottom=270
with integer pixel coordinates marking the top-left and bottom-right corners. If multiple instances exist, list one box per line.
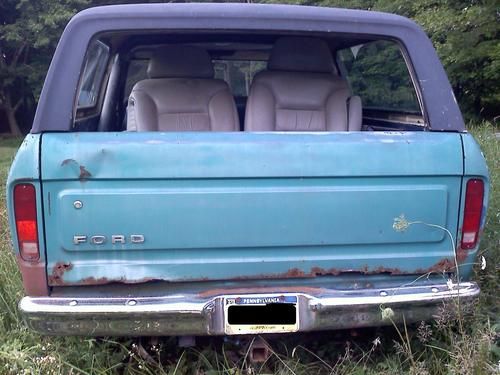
left=19, top=281, right=479, bottom=336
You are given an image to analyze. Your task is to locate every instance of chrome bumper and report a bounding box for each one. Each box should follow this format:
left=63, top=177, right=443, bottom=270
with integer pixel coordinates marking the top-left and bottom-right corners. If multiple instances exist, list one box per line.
left=20, top=281, right=479, bottom=336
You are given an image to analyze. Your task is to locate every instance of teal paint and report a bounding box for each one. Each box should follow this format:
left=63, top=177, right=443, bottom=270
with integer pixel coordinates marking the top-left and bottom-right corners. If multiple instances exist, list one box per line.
left=37, top=131, right=473, bottom=284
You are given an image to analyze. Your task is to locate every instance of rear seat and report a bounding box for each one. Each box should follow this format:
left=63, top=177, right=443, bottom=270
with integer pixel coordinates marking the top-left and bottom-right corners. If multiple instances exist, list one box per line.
left=245, top=37, right=362, bottom=132
left=127, top=45, right=239, bottom=132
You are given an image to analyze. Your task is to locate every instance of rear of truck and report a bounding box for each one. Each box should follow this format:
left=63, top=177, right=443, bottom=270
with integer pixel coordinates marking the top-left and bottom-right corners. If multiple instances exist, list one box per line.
left=6, top=4, right=489, bottom=336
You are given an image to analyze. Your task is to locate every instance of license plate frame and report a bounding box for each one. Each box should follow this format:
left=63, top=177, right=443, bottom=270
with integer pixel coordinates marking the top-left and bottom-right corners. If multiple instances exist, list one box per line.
left=224, top=295, right=299, bottom=335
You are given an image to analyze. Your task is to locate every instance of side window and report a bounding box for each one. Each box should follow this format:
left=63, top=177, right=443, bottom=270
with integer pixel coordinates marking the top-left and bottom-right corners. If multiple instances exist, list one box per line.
left=337, top=41, right=421, bottom=114
left=213, top=60, right=266, bottom=97
left=76, top=40, right=110, bottom=109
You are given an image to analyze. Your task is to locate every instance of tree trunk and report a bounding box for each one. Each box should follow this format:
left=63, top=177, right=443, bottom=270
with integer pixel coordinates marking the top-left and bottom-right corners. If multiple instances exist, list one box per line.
left=3, top=94, right=23, bottom=136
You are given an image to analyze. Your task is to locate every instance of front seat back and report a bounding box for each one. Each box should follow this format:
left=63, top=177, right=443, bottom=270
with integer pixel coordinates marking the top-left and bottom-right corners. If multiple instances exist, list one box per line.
left=127, top=45, right=239, bottom=132
left=245, top=37, right=362, bottom=132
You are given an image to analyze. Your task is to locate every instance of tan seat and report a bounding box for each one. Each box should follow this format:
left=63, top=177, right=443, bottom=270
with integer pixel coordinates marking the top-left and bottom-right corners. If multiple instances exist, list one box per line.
left=127, top=45, right=239, bottom=132
left=245, top=37, right=362, bottom=132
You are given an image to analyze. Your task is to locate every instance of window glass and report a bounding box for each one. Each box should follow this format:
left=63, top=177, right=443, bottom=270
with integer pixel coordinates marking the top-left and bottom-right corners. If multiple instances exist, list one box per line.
left=214, top=60, right=266, bottom=97
left=124, top=60, right=149, bottom=100
left=337, top=41, right=421, bottom=113
left=77, top=40, right=110, bottom=108
left=123, top=59, right=265, bottom=100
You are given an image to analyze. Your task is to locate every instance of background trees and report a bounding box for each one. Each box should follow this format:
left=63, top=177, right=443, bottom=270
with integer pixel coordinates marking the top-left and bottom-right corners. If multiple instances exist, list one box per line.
left=0, top=0, right=498, bottom=133
left=0, top=0, right=93, bottom=134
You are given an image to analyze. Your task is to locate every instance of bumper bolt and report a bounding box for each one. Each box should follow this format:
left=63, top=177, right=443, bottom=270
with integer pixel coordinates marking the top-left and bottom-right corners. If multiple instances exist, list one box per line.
left=380, top=291, right=388, bottom=297
left=69, top=300, right=78, bottom=306
left=310, top=302, right=321, bottom=311
left=203, top=301, right=215, bottom=315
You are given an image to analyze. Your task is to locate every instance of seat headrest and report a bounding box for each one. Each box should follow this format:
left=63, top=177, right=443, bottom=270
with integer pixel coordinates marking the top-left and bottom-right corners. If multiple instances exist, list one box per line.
left=147, top=45, right=214, bottom=79
left=268, top=37, right=335, bottom=74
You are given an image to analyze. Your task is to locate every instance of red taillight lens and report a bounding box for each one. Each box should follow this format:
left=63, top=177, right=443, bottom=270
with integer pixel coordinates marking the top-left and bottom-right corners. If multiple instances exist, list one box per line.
left=14, top=183, right=39, bottom=261
left=461, top=179, right=484, bottom=250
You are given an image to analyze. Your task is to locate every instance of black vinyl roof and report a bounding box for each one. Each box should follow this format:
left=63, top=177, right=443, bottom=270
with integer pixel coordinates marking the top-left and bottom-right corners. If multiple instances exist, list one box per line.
left=32, top=3, right=465, bottom=132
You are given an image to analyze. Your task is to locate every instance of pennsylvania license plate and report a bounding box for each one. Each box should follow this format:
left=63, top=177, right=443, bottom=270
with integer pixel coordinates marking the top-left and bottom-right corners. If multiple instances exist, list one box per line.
left=224, top=295, right=299, bottom=335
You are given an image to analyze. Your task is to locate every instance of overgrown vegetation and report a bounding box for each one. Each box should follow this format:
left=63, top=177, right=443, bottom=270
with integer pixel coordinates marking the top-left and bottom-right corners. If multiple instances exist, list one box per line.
left=0, top=123, right=498, bottom=374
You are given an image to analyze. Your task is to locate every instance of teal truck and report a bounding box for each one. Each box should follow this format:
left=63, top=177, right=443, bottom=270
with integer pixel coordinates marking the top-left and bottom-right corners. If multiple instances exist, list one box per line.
left=7, top=3, right=489, bottom=336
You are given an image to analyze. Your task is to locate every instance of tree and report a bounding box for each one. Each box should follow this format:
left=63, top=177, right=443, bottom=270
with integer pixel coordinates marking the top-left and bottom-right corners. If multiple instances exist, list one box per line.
left=374, top=0, right=499, bottom=119
left=0, top=0, right=497, bottom=134
left=0, top=0, right=90, bottom=134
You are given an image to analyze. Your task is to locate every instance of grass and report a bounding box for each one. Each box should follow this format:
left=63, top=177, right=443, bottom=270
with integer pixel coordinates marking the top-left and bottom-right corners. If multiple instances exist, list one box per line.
left=0, top=124, right=498, bottom=374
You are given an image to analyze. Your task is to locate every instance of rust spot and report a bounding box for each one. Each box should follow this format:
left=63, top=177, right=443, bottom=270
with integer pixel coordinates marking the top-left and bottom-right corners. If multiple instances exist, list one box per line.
left=368, top=266, right=404, bottom=275
left=79, top=165, right=91, bottom=181
left=282, top=268, right=306, bottom=278
left=231, top=265, right=404, bottom=281
left=78, top=277, right=122, bottom=285
left=415, top=258, right=456, bottom=274
left=48, top=262, right=73, bottom=285
left=309, top=266, right=404, bottom=277
left=58, top=276, right=158, bottom=286
left=48, top=254, right=467, bottom=288
left=60, top=158, right=92, bottom=181
left=310, top=266, right=340, bottom=276
left=413, top=248, right=470, bottom=275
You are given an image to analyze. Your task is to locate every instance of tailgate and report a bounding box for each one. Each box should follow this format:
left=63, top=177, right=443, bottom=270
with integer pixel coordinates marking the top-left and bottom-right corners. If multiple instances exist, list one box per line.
left=41, top=131, right=464, bottom=286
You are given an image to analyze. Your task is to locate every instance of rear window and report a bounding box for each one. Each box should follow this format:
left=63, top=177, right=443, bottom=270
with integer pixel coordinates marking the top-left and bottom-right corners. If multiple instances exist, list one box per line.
left=337, top=41, right=421, bottom=114
left=214, top=60, right=266, bottom=97
left=73, top=34, right=426, bottom=132
left=123, top=59, right=265, bottom=99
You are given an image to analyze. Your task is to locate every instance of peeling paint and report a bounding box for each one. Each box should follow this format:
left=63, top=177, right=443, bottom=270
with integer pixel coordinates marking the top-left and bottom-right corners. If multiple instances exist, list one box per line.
left=60, top=159, right=92, bottom=181
left=231, top=265, right=406, bottom=281
left=51, top=260, right=467, bottom=287
left=76, top=276, right=158, bottom=285
left=412, top=249, right=469, bottom=274
left=48, top=262, right=73, bottom=285
left=415, top=258, right=455, bottom=274
left=49, top=255, right=472, bottom=288
left=51, top=275, right=160, bottom=286
left=78, top=277, right=124, bottom=285
left=78, top=165, right=92, bottom=181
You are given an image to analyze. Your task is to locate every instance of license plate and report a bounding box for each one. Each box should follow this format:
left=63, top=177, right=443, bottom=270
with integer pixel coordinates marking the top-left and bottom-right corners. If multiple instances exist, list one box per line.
left=224, top=295, right=299, bottom=335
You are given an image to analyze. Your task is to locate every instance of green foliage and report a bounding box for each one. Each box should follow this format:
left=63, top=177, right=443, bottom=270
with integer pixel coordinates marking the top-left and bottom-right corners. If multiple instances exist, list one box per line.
left=0, top=0, right=498, bottom=126
left=338, top=41, right=420, bottom=112
left=374, top=0, right=500, bottom=119
left=0, top=0, right=91, bottom=99
left=0, top=0, right=92, bottom=133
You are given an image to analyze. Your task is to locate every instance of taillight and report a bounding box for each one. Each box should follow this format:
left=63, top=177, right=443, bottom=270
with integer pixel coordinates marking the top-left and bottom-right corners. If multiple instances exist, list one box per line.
left=461, top=179, right=484, bottom=250
left=13, top=183, right=39, bottom=261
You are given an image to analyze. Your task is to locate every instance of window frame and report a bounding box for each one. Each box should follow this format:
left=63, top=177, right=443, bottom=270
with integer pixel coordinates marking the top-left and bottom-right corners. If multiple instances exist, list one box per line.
left=74, top=39, right=111, bottom=119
